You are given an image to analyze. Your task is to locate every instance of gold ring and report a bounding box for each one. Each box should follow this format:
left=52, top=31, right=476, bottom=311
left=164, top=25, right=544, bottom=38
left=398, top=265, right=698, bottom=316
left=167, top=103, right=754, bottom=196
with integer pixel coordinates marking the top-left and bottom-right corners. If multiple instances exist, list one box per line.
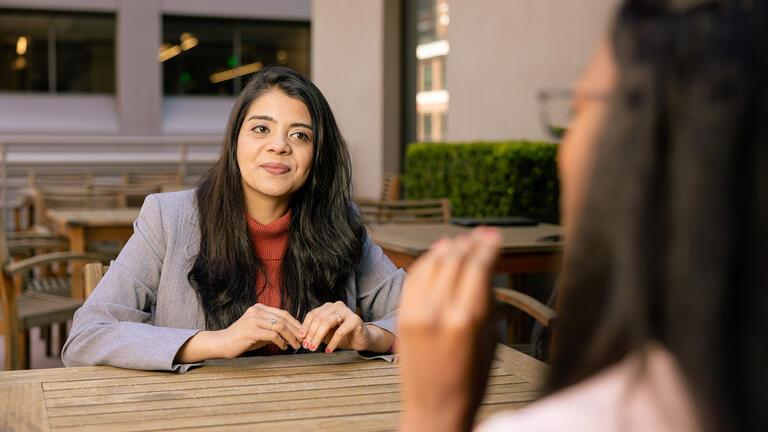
left=335, top=313, right=342, bottom=325
left=270, top=318, right=276, bottom=330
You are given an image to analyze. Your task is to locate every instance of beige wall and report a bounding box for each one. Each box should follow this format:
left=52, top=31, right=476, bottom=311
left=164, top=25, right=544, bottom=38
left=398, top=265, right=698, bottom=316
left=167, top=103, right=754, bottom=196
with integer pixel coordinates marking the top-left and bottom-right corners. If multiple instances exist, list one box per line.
left=446, top=0, right=620, bottom=142
left=311, top=0, right=400, bottom=200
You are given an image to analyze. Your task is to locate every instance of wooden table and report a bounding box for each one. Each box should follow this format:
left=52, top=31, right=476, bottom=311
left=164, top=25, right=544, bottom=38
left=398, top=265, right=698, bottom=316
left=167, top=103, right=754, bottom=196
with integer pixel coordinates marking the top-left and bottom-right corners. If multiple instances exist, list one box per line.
left=367, top=222, right=563, bottom=274
left=0, top=345, right=547, bottom=431
left=46, top=208, right=140, bottom=299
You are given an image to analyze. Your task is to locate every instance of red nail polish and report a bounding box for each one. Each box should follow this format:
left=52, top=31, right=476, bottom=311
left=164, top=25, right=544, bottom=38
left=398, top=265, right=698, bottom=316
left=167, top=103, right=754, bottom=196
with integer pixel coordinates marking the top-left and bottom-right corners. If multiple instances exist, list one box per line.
left=299, top=330, right=305, bottom=337
left=311, top=344, right=316, bottom=350
left=302, top=341, right=308, bottom=348
left=325, top=348, right=331, bottom=353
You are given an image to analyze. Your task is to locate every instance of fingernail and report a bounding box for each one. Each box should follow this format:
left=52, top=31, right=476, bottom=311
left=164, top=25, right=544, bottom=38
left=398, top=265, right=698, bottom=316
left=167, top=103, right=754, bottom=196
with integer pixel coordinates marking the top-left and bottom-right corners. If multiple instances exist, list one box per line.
left=311, top=344, right=316, bottom=350
left=325, top=348, right=331, bottom=353
left=299, top=330, right=305, bottom=337
left=302, top=341, right=308, bottom=348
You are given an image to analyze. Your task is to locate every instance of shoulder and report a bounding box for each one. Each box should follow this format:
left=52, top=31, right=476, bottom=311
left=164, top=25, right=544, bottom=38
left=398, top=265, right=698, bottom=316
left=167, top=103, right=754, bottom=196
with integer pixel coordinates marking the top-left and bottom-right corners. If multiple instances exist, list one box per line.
left=140, top=189, right=198, bottom=223
left=477, top=346, right=700, bottom=432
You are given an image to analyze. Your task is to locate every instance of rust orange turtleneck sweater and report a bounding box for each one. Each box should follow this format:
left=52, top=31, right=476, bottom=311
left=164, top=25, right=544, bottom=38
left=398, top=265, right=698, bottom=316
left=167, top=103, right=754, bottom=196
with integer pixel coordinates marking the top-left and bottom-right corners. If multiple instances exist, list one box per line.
left=245, top=210, right=291, bottom=356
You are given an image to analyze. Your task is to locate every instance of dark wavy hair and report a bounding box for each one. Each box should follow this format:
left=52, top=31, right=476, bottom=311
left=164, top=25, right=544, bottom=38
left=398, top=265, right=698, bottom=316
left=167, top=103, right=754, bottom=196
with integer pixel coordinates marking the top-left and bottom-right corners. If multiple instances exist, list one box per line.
left=189, top=66, right=365, bottom=330
left=549, top=1, right=767, bottom=431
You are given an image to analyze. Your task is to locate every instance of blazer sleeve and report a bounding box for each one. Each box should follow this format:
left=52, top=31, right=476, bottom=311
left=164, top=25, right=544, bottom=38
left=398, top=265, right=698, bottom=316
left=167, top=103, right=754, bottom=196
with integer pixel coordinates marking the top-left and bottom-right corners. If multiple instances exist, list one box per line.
left=61, top=194, right=201, bottom=372
left=355, top=233, right=405, bottom=335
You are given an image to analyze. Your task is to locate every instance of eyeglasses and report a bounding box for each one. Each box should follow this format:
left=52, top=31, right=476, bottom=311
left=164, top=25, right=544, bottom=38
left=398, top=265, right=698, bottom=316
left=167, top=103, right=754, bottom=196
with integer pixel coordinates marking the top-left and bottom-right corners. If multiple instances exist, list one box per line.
left=537, top=89, right=611, bottom=141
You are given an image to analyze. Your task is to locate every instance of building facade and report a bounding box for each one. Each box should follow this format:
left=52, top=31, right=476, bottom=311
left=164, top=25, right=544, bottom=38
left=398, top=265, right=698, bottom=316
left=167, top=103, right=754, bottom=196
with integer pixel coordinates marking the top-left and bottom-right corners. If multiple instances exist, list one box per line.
left=1, top=0, right=620, bottom=203
left=0, top=0, right=310, bottom=203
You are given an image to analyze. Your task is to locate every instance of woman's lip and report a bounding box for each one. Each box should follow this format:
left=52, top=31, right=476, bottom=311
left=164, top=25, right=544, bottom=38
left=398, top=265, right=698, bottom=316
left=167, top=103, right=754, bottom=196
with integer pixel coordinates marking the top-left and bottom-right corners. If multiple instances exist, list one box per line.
left=261, top=162, right=290, bottom=175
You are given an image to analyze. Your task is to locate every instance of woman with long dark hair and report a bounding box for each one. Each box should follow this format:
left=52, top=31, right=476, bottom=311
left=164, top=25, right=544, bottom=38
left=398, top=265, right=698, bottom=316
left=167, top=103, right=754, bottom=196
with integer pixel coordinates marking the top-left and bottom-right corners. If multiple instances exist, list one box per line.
left=398, top=0, right=767, bottom=431
left=63, top=66, right=403, bottom=371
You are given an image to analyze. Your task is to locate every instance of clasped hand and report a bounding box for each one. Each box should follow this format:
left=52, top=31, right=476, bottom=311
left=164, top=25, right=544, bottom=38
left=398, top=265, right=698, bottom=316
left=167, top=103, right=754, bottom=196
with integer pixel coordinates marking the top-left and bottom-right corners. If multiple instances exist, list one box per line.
left=215, top=301, right=370, bottom=359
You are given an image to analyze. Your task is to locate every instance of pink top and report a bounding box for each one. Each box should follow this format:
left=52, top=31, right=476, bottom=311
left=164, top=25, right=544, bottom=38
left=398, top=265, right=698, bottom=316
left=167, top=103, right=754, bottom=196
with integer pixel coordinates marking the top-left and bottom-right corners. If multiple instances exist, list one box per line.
left=477, top=345, right=701, bottom=432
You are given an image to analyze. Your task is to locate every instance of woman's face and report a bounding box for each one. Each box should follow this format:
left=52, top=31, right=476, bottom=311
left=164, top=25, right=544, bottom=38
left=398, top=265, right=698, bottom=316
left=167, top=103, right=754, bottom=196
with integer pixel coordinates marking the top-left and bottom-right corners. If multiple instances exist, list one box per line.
left=558, top=36, right=617, bottom=242
left=236, top=89, right=314, bottom=208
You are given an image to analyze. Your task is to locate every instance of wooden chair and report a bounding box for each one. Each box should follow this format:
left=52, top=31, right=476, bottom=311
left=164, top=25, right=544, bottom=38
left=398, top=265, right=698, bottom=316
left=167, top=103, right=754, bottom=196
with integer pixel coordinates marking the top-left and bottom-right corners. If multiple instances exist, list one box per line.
left=354, top=198, right=452, bottom=224
left=380, top=172, right=401, bottom=201
left=24, top=172, right=95, bottom=231
left=0, top=216, right=112, bottom=370
left=493, top=286, right=557, bottom=361
left=92, top=184, right=160, bottom=208
left=123, top=171, right=183, bottom=187
left=492, top=287, right=557, bottom=328
left=28, top=171, right=93, bottom=189
left=33, top=187, right=123, bottom=227
left=84, top=262, right=109, bottom=298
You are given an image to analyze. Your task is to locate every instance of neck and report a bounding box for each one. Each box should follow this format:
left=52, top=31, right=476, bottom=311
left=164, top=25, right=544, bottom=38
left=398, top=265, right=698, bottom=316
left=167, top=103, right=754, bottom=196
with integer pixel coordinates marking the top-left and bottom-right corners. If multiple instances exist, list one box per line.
left=244, top=195, right=291, bottom=225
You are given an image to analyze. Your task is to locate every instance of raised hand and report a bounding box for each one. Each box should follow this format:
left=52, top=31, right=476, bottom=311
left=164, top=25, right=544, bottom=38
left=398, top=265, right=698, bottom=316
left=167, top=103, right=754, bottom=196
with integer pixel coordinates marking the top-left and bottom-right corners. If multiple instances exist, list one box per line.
left=398, top=227, right=501, bottom=432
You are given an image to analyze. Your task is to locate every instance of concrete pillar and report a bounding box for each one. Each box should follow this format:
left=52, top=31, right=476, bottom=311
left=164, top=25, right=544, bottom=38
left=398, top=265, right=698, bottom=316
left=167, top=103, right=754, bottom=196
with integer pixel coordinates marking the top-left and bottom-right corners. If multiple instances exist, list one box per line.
left=446, top=0, right=620, bottom=141
left=116, top=0, right=161, bottom=135
left=311, top=0, right=401, bottom=199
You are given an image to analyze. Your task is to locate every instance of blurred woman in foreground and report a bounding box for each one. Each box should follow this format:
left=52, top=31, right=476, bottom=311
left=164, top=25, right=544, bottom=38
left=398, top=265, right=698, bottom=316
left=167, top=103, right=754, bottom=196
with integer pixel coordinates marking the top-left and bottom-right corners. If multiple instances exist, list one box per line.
left=398, top=0, right=767, bottom=430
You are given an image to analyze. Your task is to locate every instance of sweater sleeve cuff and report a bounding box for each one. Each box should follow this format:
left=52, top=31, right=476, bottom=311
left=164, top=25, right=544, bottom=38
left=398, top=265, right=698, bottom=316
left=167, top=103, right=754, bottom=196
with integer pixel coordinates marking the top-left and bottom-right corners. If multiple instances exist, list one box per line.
left=164, top=328, right=203, bottom=373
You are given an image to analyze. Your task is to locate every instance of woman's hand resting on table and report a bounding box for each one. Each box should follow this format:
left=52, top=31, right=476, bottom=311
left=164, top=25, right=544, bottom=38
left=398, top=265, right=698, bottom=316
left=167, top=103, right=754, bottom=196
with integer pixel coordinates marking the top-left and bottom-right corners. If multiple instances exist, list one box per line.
left=176, top=300, right=395, bottom=363
left=301, top=301, right=395, bottom=354
left=398, top=227, right=502, bottom=432
left=176, top=303, right=303, bottom=363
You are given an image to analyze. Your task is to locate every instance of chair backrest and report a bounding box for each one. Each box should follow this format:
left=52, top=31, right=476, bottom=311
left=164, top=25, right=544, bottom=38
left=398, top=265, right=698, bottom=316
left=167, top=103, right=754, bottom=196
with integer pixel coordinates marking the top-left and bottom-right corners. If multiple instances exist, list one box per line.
left=28, top=171, right=93, bottom=189
left=33, top=187, right=123, bottom=226
left=92, top=184, right=161, bottom=208
left=380, top=172, right=401, bottom=201
left=123, top=171, right=183, bottom=187
left=354, top=198, right=452, bottom=224
left=84, top=262, right=109, bottom=297
left=40, top=187, right=123, bottom=210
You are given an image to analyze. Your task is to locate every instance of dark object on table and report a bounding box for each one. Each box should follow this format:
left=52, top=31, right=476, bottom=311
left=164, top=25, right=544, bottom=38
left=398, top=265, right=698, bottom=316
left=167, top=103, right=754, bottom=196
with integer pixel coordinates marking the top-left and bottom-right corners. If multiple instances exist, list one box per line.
left=449, top=217, right=538, bottom=227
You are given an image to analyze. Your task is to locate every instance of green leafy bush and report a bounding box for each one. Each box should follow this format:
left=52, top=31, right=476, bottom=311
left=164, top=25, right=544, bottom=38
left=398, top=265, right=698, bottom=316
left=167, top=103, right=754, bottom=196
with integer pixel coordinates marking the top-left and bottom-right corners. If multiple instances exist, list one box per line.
left=402, top=141, right=560, bottom=224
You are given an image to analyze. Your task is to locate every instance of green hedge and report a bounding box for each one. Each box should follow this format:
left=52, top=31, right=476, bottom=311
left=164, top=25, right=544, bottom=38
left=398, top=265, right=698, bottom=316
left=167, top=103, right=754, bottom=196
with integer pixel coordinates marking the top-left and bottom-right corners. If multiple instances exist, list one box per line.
left=402, top=141, right=560, bottom=224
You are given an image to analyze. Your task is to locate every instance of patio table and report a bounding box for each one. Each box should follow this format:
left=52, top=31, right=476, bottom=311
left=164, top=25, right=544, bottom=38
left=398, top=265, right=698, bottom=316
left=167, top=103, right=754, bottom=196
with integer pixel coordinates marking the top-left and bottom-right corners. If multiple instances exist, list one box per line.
left=366, top=222, right=563, bottom=274
left=46, top=208, right=140, bottom=299
left=0, top=344, right=546, bottom=431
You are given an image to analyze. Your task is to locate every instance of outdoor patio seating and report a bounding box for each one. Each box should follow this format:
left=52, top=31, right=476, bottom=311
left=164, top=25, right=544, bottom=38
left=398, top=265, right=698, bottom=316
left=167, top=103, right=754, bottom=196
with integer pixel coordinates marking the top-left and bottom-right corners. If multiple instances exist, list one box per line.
left=0, top=213, right=112, bottom=370
left=354, top=198, right=451, bottom=224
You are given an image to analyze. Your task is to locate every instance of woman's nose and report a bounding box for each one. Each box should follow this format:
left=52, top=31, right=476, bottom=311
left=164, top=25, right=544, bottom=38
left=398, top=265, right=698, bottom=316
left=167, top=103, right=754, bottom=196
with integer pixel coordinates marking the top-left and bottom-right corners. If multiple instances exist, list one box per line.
left=266, top=134, right=291, bottom=154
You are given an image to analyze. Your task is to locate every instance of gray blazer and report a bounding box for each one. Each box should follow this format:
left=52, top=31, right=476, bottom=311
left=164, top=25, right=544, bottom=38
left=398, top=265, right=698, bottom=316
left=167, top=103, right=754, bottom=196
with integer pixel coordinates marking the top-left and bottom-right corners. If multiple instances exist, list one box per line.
left=62, top=190, right=404, bottom=372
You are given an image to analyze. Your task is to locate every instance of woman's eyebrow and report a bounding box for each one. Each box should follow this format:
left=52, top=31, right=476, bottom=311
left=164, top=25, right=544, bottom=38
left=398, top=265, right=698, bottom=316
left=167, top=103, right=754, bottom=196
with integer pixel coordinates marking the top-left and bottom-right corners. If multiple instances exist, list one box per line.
left=247, top=115, right=274, bottom=122
left=290, top=122, right=312, bottom=129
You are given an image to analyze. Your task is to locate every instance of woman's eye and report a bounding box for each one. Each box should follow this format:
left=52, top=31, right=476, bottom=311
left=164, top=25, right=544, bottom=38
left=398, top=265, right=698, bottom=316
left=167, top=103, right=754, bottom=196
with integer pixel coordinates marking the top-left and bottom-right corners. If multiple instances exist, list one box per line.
left=252, top=125, right=269, bottom=134
left=291, top=131, right=311, bottom=142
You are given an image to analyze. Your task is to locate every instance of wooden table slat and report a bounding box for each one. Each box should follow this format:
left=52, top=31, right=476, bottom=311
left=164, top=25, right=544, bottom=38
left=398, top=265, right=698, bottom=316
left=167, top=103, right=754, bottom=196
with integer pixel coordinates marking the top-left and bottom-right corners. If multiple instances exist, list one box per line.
left=42, top=356, right=396, bottom=390
left=0, top=383, right=50, bottom=432
left=0, top=345, right=547, bottom=431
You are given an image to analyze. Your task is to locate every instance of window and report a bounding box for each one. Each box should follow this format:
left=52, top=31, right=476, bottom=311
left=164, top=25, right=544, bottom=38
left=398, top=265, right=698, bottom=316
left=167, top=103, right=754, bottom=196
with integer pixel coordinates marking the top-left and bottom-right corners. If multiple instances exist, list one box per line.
left=0, top=9, right=115, bottom=93
left=414, top=0, right=448, bottom=142
left=423, top=63, right=432, bottom=91
left=161, top=16, right=310, bottom=96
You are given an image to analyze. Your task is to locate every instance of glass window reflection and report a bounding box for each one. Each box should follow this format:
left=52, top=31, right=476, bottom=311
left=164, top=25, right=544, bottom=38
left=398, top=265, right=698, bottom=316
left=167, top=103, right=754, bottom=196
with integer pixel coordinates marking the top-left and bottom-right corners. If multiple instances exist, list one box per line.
left=161, top=16, right=309, bottom=96
left=0, top=9, right=115, bottom=93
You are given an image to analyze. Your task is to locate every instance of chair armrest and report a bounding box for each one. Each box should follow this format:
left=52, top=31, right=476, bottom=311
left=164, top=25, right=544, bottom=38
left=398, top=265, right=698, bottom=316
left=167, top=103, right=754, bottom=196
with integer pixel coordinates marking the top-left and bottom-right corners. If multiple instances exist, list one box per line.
left=492, top=287, right=557, bottom=327
left=3, top=251, right=113, bottom=275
